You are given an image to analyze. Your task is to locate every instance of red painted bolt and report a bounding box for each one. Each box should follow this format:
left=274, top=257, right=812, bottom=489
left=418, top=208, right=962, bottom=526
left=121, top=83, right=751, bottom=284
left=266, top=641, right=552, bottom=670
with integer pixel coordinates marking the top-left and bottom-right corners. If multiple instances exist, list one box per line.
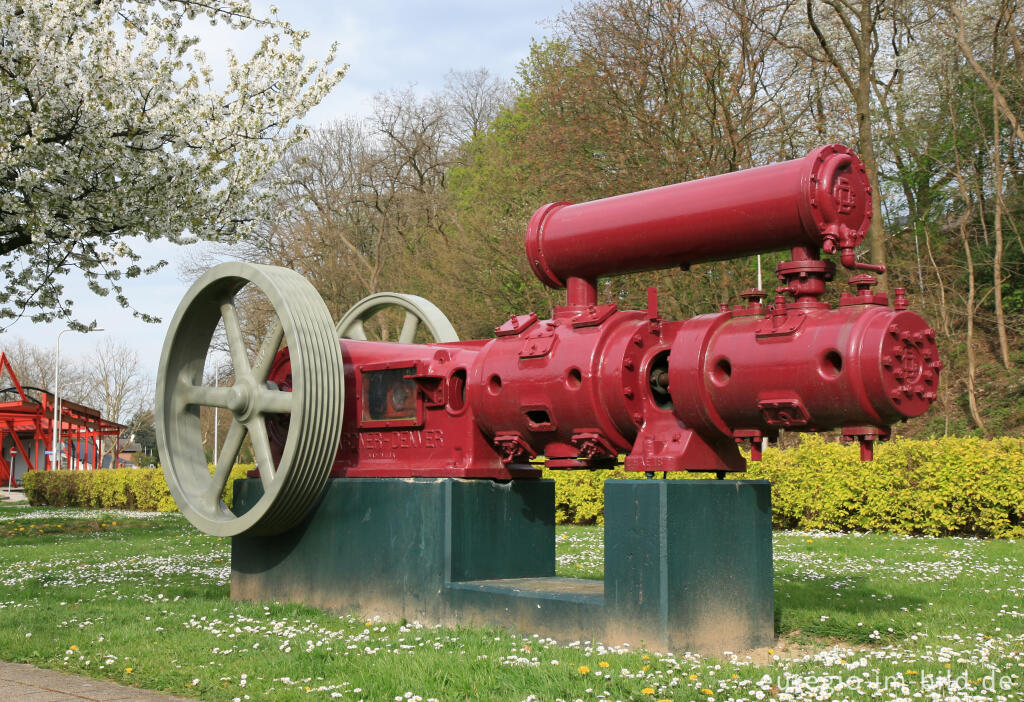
left=893, top=288, right=909, bottom=311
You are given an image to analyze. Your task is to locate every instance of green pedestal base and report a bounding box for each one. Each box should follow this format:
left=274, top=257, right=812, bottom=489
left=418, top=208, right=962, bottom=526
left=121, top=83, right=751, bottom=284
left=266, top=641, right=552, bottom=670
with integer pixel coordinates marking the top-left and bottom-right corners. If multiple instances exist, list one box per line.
left=231, top=478, right=773, bottom=653
left=604, top=480, right=774, bottom=652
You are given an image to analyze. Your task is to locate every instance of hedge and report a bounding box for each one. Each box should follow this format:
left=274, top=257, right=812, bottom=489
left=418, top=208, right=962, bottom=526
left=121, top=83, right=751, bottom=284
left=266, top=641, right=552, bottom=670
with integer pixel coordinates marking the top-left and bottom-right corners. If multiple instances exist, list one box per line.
left=545, top=436, right=1024, bottom=538
left=18, top=437, right=1024, bottom=538
left=22, top=464, right=253, bottom=512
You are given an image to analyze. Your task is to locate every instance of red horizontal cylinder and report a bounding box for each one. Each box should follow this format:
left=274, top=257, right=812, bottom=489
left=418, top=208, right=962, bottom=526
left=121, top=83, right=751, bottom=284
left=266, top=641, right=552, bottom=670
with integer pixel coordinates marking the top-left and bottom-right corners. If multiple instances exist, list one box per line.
left=668, top=305, right=940, bottom=442
left=525, top=144, right=872, bottom=288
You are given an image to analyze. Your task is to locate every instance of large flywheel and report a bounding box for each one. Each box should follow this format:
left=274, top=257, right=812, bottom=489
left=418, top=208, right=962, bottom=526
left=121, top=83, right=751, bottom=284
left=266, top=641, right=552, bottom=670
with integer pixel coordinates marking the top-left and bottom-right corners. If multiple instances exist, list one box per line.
left=156, top=263, right=343, bottom=537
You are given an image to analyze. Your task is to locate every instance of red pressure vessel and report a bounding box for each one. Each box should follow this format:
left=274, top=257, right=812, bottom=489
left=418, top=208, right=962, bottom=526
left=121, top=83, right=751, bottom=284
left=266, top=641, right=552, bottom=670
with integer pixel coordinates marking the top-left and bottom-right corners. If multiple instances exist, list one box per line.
left=525, top=144, right=872, bottom=287
left=468, top=310, right=663, bottom=465
left=668, top=304, right=941, bottom=441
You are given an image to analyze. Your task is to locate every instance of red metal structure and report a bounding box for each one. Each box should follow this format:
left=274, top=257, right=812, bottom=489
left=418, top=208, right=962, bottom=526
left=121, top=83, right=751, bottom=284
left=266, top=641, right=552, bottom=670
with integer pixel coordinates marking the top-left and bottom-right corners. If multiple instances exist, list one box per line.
left=0, top=353, right=123, bottom=487
left=260, top=144, right=940, bottom=479
left=156, top=143, right=946, bottom=655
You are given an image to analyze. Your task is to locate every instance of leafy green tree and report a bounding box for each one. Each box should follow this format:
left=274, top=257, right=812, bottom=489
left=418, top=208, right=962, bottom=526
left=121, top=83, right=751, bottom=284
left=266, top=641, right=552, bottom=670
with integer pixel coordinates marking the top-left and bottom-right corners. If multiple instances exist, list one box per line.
left=130, top=409, right=157, bottom=461
left=449, top=0, right=799, bottom=326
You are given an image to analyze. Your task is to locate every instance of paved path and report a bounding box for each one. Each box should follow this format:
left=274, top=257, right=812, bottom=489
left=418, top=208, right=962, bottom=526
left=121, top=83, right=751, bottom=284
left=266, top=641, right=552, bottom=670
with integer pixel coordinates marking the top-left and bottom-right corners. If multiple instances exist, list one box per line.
left=0, top=662, right=196, bottom=701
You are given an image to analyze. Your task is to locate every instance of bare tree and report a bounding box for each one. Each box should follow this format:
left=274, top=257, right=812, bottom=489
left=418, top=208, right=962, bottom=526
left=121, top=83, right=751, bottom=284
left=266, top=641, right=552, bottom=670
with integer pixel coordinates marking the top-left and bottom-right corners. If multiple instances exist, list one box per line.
left=776, top=0, right=904, bottom=288
left=443, top=68, right=513, bottom=143
left=940, top=0, right=1019, bottom=369
left=86, top=338, right=152, bottom=466
left=230, top=86, right=471, bottom=339
left=0, top=336, right=92, bottom=403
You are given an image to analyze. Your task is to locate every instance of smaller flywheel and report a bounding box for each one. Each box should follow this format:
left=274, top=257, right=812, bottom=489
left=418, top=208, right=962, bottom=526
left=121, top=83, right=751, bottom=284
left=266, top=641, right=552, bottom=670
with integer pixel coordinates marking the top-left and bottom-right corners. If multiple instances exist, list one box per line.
left=336, top=292, right=459, bottom=343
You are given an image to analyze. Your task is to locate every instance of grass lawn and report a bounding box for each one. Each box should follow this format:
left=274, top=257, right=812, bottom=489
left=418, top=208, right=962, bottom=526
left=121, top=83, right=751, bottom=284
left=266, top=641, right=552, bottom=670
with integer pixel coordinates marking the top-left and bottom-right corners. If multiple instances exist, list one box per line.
left=0, top=502, right=1022, bottom=701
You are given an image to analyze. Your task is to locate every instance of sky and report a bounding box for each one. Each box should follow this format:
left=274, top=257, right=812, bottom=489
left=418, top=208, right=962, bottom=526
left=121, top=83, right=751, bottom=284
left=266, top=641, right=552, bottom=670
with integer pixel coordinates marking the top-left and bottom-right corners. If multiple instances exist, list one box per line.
left=13, top=0, right=571, bottom=384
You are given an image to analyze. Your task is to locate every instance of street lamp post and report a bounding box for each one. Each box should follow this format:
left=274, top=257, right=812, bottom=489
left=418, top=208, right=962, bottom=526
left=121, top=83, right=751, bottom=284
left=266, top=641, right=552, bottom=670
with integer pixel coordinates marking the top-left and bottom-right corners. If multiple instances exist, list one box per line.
left=214, top=369, right=218, bottom=463
left=213, top=361, right=228, bottom=463
left=51, top=328, right=103, bottom=471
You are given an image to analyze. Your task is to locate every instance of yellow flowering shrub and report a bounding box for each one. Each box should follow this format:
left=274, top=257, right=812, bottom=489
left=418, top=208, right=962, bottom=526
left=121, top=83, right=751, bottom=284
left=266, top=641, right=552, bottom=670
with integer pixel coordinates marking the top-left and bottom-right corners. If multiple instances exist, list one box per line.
left=23, top=464, right=254, bottom=512
left=544, top=464, right=627, bottom=525
left=20, top=469, right=82, bottom=508
left=751, top=435, right=1024, bottom=537
left=22, top=436, right=1024, bottom=538
left=545, top=436, right=1024, bottom=538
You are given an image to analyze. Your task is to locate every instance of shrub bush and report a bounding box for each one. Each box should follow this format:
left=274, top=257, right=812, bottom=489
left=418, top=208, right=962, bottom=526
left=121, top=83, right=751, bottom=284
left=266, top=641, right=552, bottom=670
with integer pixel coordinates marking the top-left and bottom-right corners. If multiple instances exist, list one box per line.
left=21, top=469, right=85, bottom=508
left=750, top=435, right=1024, bottom=538
left=20, top=437, right=1024, bottom=538
left=22, top=464, right=254, bottom=512
left=545, top=436, right=1024, bottom=538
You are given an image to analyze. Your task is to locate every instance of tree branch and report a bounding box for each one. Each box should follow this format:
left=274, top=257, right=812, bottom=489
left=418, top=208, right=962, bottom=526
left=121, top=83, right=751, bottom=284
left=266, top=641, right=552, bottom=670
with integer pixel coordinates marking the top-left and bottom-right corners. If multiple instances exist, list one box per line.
left=806, top=0, right=857, bottom=94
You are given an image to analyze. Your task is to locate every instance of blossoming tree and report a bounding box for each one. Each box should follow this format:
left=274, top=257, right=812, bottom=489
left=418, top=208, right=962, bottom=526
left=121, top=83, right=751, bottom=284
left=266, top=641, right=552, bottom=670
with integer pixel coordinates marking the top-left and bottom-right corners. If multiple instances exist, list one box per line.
left=0, top=0, right=344, bottom=327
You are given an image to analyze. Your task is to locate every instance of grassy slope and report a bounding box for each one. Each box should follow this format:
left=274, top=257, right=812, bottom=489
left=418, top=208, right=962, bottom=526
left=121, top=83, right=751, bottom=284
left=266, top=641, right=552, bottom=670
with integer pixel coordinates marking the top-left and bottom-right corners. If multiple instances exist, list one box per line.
left=0, top=504, right=1021, bottom=701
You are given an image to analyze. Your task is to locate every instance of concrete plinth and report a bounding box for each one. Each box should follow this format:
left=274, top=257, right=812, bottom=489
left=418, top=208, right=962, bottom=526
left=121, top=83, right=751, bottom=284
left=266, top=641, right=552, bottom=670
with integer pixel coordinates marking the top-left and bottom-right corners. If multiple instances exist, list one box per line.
left=231, top=477, right=773, bottom=654
left=604, top=480, right=774, bottom=652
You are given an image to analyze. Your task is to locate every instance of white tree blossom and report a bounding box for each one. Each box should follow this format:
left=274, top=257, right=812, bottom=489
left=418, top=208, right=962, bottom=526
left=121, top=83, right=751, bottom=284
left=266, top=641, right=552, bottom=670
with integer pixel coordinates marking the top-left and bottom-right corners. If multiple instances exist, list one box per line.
left=0, top=0, right=345, bottom=327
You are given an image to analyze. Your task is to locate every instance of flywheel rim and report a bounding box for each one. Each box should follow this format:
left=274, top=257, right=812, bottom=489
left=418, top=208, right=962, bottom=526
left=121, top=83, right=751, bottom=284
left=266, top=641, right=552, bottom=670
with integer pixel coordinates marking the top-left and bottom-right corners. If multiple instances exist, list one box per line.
left=156, top=262, right=343, bottom=537
left=336, top=292, right=459, bottom=343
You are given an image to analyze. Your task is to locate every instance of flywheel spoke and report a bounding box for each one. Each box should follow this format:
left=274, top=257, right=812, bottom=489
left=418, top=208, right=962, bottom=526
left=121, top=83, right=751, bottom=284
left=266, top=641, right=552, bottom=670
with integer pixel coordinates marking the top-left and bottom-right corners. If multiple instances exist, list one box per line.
left=252, top=317, right=284, bottom=383
left=220, top=298, right=251, bottom=377
left=179, top=383, right=235, bottom=410
left=209, top=419, right=247, bottom=504
left=257, top=388, right=293, bottom=415
left=346, top=318, right=367, bottom=340
left=399, top=311, right=420, bottom=344
left=247, top=418, right=277, bottom=490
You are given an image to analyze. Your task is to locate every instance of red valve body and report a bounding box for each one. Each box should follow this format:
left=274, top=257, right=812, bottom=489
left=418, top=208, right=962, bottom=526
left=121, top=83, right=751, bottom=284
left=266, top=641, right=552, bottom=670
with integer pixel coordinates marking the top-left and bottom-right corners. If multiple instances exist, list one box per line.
left=468, top=309, right=667, bottom=469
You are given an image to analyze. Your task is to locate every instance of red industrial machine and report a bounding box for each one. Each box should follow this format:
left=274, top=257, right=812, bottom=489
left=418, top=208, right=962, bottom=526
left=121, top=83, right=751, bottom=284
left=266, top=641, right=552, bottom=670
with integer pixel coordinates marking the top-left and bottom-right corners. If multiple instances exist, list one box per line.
left=157, top=144, right=941, bottom=537
left=284, top=144, right=938, bottom=473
